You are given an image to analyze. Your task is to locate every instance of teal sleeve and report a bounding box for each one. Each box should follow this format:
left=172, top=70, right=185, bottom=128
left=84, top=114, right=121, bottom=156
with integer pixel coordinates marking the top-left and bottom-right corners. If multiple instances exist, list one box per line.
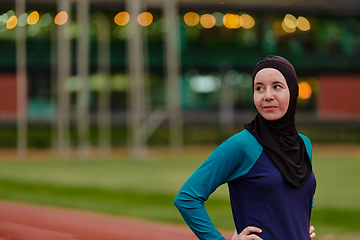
left=299, top=134, right=312, bottom=164
left=299, top=133, right=314, bottom=208
left=174, top=130, right=262, bottom=240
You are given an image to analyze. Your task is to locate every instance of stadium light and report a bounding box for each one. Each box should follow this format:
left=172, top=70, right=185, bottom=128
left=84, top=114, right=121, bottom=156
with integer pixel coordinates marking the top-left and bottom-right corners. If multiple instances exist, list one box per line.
left=200, top=14, right=215, bottom=29
left=184, top=12, right=199, bottom=27
left=223, top=14, right=243, bottom=29
left=114, top=11, right=129, bottom=26
left=7, top=15, right=17, bottom=29
left=55, top=11, right=68, bottom=25
left=137, top=12, right=153, bottom=26
left=299, top=81, right=312, bottom=99
left=240, top=14, right=255, bottom=29
left=282, top=14, right=297, bottom=33
left=298, top=16, right=311, bottom=31
left=27, top=11, right=39, bottom=25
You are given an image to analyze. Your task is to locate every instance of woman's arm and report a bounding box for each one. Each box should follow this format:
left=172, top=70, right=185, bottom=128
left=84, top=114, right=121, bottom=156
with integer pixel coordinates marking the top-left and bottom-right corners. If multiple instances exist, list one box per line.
left=174, top=142, right=236, bottom=240
left=174, top=131, right=262, bottom=240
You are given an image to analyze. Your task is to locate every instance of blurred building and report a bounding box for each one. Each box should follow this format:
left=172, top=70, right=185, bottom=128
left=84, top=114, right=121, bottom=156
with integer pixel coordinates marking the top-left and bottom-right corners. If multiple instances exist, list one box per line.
left=1, top=0, right=360, bottom=123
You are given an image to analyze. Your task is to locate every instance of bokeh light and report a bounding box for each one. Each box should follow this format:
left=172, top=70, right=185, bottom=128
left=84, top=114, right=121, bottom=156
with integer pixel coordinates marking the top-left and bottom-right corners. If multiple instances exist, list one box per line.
left=6, top=15, right=17, bottom=29
left=137, top=12, right=153, bottom=27
left=212, top=12, right=224, bottom=26
left=27, top=11, right=39, bottom=25
left=17, top=13, right=28, bottom=27
left=282, top=14, right=297, bottom=33
left=54, top=11, right=68, bottom=25
left=284, top=14, right=297, bottom=28
left=114, top=11, right=129, bottom=26
left=223, top=14, right=243, bottom=29
left=0, top=13, right=8, bottom=25
left=200, top=14, right=215, bottom=29
left=39, top=13, right=52, bottom=27
left=298, top=16, right=311, bottom=31
left=299, top=81, right=312, bottom=99
left=184, top=12, right=199, bottom=27
left=282, top=21, right=296, bottom=33
left=225, top=70, right=252, bottom=89
left=188, top=73, right=221, bottom=93
left=7, top=10, right=15, bottom=17
left=240, top=14, right=255, bottom=29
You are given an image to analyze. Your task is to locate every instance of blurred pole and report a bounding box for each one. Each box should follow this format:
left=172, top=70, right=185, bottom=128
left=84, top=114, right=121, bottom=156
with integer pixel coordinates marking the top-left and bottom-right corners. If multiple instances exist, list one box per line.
left=141, top=2, right=151, bottom=117
left=50, top=23, right=57, bottom=154
left=16, top=0, right=27, bottom=159
left=96, top=14, right=111, bottom=155
left=220, top=83, right=235, bottom=130
left=126, top=0, right=147, bottom=157
left=76, top=0, right=90, bottom=158
left=219, top=64, right=234, bottom=131
left=57, top=0, right=71, bottom=157
left=163, top=0, right=183, bottom=154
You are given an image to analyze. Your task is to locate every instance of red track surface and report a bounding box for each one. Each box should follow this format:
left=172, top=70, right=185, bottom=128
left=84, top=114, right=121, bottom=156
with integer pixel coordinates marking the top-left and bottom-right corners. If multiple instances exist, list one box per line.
left=0, top=200, right=232, bottom=240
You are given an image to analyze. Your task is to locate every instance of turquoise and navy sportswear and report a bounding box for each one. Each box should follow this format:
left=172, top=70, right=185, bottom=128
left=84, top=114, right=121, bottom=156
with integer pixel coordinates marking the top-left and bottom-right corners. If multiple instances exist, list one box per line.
left=174, top=129, right=316, bottom=240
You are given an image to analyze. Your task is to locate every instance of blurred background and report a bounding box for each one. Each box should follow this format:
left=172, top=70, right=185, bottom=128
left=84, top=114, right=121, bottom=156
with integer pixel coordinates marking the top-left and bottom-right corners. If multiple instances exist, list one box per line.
left=0, top=1, right=360, bottom=239
left=1, top=0, right=360, bottom=158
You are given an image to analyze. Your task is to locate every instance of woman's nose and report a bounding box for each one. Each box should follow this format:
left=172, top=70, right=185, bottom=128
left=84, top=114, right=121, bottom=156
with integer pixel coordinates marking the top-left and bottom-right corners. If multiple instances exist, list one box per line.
left=264, top=90, right=274, bottom=101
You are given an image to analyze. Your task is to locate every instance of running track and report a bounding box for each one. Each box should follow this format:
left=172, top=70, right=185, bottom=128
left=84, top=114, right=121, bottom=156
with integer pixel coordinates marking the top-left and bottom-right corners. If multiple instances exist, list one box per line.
left=0, top=200, right=233, bottom=240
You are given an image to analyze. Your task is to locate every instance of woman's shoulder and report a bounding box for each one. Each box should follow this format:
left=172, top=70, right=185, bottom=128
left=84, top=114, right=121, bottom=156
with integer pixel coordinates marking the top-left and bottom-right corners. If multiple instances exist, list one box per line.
left=298, top=133, right=313, bottom=161
left=226, top=129, right=259, bottom=146
left=299, top=133, right=311, bottom=143
left=298, top=133, right=312, bottom=148
left=219, top=129, right=263, bottom=158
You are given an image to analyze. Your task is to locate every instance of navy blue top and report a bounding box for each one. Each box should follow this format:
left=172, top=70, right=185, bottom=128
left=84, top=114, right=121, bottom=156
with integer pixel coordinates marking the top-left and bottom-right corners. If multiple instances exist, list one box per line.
left=229, top=150, right=316, bottom=239
left=174, top=129, right=316, bottom=240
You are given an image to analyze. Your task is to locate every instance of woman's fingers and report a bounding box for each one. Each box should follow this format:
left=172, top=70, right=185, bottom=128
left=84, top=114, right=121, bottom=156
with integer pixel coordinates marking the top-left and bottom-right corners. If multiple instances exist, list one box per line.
left=240, top=226, right=262, bottom=235
left=234, top=226, right=263, bottom=239
left=233, top=226, right=314, bottom=240
left=309, top=226, right=316, bottom=239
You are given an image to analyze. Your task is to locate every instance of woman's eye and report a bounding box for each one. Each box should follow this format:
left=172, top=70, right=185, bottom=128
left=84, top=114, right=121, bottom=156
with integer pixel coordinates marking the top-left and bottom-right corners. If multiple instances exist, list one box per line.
left=274, top=85, right=282, bottom=89
left=256, top=86, right=264, bottom=91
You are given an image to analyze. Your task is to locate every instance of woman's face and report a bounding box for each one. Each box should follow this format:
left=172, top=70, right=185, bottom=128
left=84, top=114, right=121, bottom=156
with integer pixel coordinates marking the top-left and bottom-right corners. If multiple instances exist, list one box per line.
left=253, top=68, right=290, bottom=121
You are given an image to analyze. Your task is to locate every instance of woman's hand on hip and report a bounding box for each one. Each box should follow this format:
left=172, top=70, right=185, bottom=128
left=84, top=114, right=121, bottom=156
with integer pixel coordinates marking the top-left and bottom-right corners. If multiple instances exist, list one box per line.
left=309, top=226, right=316, bottom=239
left=231, top=226, right=263, bottom=240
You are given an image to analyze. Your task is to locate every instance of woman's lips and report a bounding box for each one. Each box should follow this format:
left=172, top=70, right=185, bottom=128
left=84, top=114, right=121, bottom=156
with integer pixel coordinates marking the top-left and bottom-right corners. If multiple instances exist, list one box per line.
left=263, top=105, right=278, bottom=111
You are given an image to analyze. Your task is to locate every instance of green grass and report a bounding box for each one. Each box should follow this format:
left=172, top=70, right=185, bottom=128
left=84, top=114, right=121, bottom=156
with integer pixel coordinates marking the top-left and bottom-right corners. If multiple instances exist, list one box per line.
left=0, top=146, right=359, bottom=238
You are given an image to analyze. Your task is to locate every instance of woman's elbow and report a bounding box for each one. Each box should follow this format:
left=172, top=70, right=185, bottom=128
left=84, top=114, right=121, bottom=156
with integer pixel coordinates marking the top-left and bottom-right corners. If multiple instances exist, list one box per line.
left=174, top=192, right=182, bottom=208
left=174, top=191, right=190, bottom=210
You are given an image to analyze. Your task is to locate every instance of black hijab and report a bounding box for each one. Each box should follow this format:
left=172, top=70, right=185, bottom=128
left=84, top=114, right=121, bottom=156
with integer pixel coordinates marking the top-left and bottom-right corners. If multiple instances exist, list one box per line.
left=244, top=55, right=312, bottom=188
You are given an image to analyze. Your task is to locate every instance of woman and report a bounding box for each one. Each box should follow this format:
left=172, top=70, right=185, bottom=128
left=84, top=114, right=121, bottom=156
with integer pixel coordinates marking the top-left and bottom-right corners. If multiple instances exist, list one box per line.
left=174, top=55, right=317, bottom=240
